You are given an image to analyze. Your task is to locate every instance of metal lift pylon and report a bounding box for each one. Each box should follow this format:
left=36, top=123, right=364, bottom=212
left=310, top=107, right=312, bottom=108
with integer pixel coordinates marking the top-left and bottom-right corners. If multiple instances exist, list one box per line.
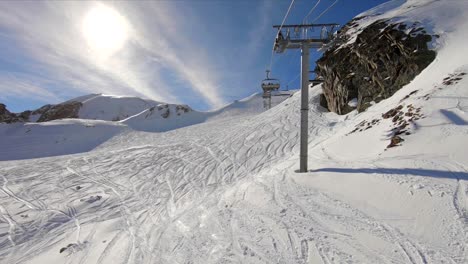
left=273, top=23, right=338, bottom=173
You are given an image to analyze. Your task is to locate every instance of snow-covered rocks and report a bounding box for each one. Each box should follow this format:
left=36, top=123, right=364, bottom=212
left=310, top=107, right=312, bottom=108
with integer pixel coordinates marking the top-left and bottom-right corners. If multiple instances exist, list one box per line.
left=316, top=0, right=442, bottom=114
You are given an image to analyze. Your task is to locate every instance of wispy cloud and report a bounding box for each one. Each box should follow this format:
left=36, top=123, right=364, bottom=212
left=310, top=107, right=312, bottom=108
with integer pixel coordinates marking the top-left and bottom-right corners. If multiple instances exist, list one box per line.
left=121, top=1, right=227, bottom=107
left=0, top=1, right=276, bottom=110
left=0, top=2, right=177, bottom=103
left=0, top=74, right=61, bottom=103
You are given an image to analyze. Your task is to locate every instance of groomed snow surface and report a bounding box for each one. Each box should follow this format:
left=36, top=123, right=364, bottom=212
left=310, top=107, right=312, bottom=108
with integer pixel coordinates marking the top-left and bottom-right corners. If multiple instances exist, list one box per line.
left=0, top=92, right=294, bottom=161
left=1, top=0, right=468, bottom=263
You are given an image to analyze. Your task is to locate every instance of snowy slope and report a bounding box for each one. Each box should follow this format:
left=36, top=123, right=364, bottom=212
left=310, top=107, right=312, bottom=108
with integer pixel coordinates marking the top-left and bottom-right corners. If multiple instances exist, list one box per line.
left=0, top=119, right=127, bottom=161
left=0, top=91, right=291, bottom=159
left=0, top=0, right=468, bottom=263
left=206, top=91, right=295, bottom=121
left=122, top=91, right=295, bottom=132
left=71, top=92, right=290, bottom=124
left=340, top=0, right=462, bottom=49
left=121, top=103, right=207, bottom=132
left=70, top=94, right=163, bottom=121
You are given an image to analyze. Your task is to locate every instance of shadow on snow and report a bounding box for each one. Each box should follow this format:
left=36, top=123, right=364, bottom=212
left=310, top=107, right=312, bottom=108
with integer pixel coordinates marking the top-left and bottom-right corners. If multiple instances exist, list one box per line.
left=440, top=109, right=468, bottom=126
left=310, top=167, right=468, bottom=180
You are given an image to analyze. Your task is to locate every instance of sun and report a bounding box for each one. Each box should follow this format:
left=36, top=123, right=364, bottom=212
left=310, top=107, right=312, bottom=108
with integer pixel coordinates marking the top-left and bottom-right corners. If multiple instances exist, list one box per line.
left=82, top=3, right=129, bottom=58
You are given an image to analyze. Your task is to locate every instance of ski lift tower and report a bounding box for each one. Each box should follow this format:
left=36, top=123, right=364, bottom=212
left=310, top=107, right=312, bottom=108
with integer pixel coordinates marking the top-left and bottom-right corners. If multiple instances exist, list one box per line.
left=273, top=23, right=338, bottom=172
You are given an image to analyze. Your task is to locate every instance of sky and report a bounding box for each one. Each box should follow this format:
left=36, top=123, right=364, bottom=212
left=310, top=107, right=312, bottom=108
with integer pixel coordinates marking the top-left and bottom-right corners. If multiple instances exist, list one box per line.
left=0, top=0, right=390, bottom=113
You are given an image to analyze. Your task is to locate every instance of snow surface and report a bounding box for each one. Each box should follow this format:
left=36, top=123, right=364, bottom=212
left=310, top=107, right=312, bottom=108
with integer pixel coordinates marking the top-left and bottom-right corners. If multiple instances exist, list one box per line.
left=121, top=104, right=207, bottom=133
left=0, top=120, right=127, bottom=161
left=340, top=0, right=466, bottom=49
left=73, top=94, right=163, bottom=122
left=0, top=91, right=290, bottom=160
left=0, top=0, right=467, bottom=263
left=70, top=92, right=292, bottom=125
left=122, top=91, right=295, bottom=132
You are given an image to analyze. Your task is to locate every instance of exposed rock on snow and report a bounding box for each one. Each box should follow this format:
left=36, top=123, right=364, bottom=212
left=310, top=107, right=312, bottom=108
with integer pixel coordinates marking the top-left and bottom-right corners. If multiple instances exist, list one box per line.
left=36, top=101, right=82, bottom=122
left=387, top=135, right=404, bottom=148
left=0, top=103, right=20, bottom=123
left=316, top=6, right=437, bottom=114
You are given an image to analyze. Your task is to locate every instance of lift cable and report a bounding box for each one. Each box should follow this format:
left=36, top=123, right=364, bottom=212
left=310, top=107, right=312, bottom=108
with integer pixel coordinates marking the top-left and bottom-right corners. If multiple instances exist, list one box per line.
left=296, top=0, right=339, bottom=84
left=268, top=0, right=338, bottom=89
left=287, top=73, right=300, bottom=87
left=279, top=0, right=322, bottom=86
left=276, top=0, right=296, bottom=36
left=268, top=0, right=296, bottom=71
left=294, top=0, right=339, bottom=83
left=302, top=0, right=322, bottom=42
left=302, top=0, right=321, bottom=23
left=311, top=0, right=339, bottom=23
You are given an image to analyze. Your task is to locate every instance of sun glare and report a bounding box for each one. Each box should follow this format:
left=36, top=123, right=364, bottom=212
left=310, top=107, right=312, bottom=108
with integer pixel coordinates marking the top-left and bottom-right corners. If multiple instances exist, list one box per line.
left=82, top=4, right=129, bottom=59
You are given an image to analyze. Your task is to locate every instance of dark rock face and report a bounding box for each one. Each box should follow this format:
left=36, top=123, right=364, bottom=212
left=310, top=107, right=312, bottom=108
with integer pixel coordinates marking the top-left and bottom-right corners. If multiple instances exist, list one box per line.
left=0, top=101, right=82, bottom=123
left=36, top=101, right=82, bottom=122
left=176, top=105, right=190, bottom=113
left=0, top=103, right=19, bottom=123
left=319, top=93, right=328, bottom=110
left=18, top=110, right=32, bottom=121
left=388, top=135, right=404, bottom=148
left=316, top=18, right=436, bottom=114
left=31, top=104, right=53, bottom=117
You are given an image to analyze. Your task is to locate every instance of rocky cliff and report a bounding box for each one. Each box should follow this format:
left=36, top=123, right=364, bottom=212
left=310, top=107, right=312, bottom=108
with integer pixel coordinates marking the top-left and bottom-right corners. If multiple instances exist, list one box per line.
left=316, top=17, right=437, bottom=114
left=0, top=103, right=20, bottom=123
left=0, top=101, right=83, bottom=123
left=36, top=101, right=82, bottom=122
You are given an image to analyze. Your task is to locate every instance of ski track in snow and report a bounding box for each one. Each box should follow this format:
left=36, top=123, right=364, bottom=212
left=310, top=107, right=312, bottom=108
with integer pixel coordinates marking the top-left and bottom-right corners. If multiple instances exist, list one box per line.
left=0, top=87, right=465, bottom=263
left=4, top=5, right=468, bottom=257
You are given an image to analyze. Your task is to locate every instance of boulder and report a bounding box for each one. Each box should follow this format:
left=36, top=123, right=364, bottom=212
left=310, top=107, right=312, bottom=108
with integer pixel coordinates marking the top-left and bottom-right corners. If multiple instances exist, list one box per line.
left=316, top=19, right=436, bottom=114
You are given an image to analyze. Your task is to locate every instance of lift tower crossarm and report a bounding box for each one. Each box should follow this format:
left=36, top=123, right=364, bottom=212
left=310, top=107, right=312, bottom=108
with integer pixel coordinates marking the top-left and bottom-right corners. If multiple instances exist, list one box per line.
left=273, top=23, right=339, bottom=54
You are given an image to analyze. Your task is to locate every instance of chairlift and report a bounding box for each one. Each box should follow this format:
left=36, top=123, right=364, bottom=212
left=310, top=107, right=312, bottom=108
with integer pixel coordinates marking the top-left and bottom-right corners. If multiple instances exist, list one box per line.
left=294, top=26, right=300, bottom=37
left=261, top=70, right=280, bottom=92
left=274, top=31, right=288, bottom=53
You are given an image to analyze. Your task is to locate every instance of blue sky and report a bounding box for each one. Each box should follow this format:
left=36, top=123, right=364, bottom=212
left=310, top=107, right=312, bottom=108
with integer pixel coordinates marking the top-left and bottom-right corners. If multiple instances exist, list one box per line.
left=0, top=0, right=390, bottom=113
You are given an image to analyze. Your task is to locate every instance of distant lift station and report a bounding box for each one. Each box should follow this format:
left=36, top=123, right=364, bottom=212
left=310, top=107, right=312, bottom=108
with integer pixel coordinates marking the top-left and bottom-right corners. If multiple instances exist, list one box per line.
left=261, top=70, right=281, bottom=109
left=273, top=23, right=338, bottom=173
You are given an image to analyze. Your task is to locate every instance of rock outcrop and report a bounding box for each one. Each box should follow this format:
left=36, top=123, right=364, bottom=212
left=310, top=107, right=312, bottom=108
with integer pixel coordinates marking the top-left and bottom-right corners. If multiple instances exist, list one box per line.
left=0, top=101, right=82, bottom=123
left=316, top=18, right=437, bottom=114
left=0, top=103, right=19, bottom=123
left=0, top=98, right=193, bottom=124
left=36, top=102, right=82, bottom=122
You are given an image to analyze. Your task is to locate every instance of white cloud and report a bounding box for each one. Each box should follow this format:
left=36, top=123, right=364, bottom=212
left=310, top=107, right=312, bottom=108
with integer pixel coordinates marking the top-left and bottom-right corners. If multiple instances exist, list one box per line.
left=0, top=2, right=153, bottom=101
left=120, top=1, right=227, bottom=107
left=0, top=74, right=61, bottom=103
left=0, top=1, right=276, bottom=110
